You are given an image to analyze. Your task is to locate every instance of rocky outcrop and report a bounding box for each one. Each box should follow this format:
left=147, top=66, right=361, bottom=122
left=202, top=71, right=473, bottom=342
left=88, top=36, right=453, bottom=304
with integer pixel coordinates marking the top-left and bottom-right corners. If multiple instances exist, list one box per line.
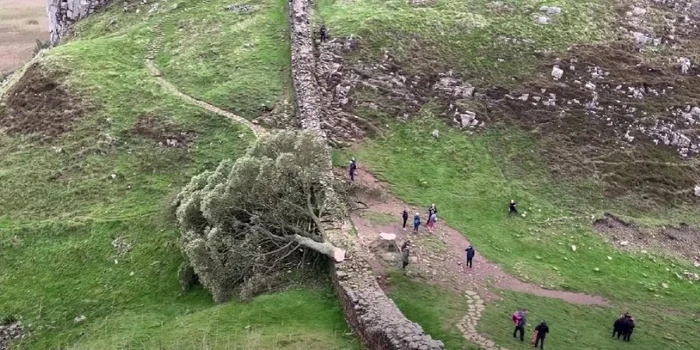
left=47, top=0, right=114, bottom=46
left=288, top=0, right=443, bottom=348
left=0, top=322, right=23, bottom=350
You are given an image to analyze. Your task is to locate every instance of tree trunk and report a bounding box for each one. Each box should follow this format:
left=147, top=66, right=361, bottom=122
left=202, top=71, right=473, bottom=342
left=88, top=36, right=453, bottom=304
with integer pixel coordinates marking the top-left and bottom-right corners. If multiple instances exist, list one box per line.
left=292, top=234, right=345, bottom=262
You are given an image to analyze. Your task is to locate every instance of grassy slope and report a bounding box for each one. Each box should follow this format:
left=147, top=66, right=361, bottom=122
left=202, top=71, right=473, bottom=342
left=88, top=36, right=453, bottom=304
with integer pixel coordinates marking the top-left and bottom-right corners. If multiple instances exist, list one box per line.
left=0, top=1, right=357, bottom=348
left=318, top=0, right=699, bottom=344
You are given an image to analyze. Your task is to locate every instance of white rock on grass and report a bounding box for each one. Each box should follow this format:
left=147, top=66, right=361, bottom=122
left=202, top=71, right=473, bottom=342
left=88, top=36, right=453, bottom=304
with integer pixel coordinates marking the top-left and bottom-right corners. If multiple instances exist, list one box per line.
left=552, top=65, right=564, bottom=80
left=431, top=129, right=440, bottom=138
left=540, top=5, right=561, bottom=15
left=74, top=315, right=86, bottom=324
left=571, top=245, right=577, bottom=252
left=620, top=240, right=629, bottom=246
left=535, top=15, right=551, bottom=24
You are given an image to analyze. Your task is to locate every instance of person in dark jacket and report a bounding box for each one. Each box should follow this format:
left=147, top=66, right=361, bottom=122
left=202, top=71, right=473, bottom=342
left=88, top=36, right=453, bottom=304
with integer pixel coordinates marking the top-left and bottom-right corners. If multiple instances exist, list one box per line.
left=622, top=317, right=635, bottom=342
left=400, top=241, right=411, bottom=270
left=319, top=24, right=327, bottom=42
left=348, top=157, right=357, bottom=182
left=534, top=320, right=549, bottom=349
left=427, top=203, right=437, bottom=222
left=612, top=316, right=624, bottom=338
left=465, top=245, right=475, bottom=269
left=512, top=309, right=527, bottom=341
left=402, top=209, right=409, bottom=230
left=509, top=200, right=518, bottom=215
left=413, top=212, right=421, bottom=233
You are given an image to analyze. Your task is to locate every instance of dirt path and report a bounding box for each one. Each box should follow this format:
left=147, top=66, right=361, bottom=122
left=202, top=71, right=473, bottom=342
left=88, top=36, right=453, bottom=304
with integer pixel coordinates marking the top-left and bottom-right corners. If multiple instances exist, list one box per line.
left=350, top=166, right=608, bottom=349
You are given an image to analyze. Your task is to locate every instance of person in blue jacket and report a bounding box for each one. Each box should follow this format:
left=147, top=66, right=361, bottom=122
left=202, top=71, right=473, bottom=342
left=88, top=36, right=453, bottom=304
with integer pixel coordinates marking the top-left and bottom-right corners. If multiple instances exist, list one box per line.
left=413, top=212, right=421, bottom=233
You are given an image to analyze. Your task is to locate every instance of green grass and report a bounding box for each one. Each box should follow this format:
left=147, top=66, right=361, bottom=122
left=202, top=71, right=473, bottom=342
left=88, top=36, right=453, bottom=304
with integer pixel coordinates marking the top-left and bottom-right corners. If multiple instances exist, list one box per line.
left=348, top=113, right=700, bottom=348
left=388, top=273, right=480, bottom=350
left=317, top=0, right=615, bottom=83
left=0, top=1, right=357, bottom=348
left=478, top=291, right=698, bottom=349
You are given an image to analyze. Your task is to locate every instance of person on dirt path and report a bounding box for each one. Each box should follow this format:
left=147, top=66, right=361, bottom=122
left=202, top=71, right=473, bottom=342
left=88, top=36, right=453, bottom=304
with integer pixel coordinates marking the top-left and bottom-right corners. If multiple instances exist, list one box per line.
left=413, top=212, right=421, bottom=233
left=400, top=240, right=411, bottom=270
left=509, top=200, right=518, bottom=215
left=320, top=24, right=327, bottom=43
left=533, top=320, right=549, bottom=349
left=427, top=203, right=438, bottom=223
left=427, top=212, right=437, bottom=232
left=512, top=309, right=528, bottom=342
left=465, top=245, right=475, bottom=269
left=402, top=209, right=409, bottom=230
left=348, top=157, right=357, bottom=182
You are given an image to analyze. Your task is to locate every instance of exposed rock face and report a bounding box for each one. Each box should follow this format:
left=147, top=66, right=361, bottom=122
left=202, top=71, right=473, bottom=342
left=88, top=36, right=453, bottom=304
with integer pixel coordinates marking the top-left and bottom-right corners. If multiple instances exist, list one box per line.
left=0, top=323, right=23, bottom=350
left=47, top=0, right=114, bottom=46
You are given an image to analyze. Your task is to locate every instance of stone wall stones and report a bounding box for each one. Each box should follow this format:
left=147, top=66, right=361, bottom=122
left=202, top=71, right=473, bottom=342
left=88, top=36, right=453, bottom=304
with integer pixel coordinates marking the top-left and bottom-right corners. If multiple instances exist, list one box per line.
left=47, top=0, right=114, bottom=46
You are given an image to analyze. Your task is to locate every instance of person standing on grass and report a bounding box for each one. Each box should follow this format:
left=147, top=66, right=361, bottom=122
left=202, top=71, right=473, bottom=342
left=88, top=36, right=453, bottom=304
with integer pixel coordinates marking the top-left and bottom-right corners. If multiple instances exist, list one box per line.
left=400, top=240, right=411, bottom=270
left=622, top=317, right=635, bottom=342
left=348, top=157, right=357, bottom=182
left=533, top=320, right=549, bottom=349
left=413, top=212, right=421, bottom=233
left=465, top=245, right=475, bottom=269
left=612, top=314, right=625, bottom=339
left=509, top=200, right=518, bottom=215
left=401, top=209, right=409, bottom=230
left=512, top=309, right=527, bottom=342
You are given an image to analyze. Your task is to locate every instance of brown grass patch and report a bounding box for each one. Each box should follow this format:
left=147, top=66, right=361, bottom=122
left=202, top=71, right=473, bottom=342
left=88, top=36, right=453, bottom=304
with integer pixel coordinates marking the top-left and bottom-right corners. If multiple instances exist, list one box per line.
left=130, top=113, right=197, bottom=148
left=0, top=63, right=87, bottom=140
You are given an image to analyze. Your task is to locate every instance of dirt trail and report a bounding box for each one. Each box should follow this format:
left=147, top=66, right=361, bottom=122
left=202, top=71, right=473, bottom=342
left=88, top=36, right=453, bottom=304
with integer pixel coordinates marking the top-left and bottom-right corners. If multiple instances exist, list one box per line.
left=350, top=167, right=609, bottom=349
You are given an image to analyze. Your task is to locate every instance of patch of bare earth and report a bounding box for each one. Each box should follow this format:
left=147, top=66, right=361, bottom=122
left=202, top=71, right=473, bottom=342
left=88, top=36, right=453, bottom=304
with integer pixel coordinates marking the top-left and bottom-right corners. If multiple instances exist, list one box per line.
left=349, top=166, right=608, bottom=306
left=130, top=113, right=197, bottom=148
left=594, top=213, right=700, bottom=271
left=0, top=63, right=86, bottom=140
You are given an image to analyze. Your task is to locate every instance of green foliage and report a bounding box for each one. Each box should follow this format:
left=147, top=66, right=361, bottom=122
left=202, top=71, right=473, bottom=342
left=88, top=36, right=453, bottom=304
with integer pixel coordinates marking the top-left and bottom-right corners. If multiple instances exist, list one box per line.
left=175, top=131, right=340, bottom=303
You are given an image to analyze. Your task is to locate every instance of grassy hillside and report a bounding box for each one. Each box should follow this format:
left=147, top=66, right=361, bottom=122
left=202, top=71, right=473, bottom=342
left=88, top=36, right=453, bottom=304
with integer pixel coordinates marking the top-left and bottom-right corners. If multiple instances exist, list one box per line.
left=0, top=0, right=356, bottom=348
left=320, top=0, right=700, bottom=348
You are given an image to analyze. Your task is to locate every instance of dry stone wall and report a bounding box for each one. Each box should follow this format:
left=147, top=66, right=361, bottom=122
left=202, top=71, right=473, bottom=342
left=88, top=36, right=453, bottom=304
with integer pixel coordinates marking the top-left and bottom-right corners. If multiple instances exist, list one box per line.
left=287, top=0, right=443, bottom=348
left=47, top=0, right=114, bottom=46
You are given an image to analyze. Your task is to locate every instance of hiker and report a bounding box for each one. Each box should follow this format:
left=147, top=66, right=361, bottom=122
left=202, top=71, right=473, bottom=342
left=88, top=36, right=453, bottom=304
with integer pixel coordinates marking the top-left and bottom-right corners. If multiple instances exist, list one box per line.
left=622, top=317, right=635, bottom=342
left=613, top=312, right=630, bottom=339
left=348, top=157, right=357, bottom=182
left=465, top=245, right=475, bottom=269
left=427, top=212, right=437, bottom=232
left=413, top=212, right=421, bottom=233
left=533, top=320, right=549, bottom=349
left=402, top=209, right=409, bottom=230
left=319, top=24, right=327, bottom=42
left=400, top=240, right=411, bottom=270
left=509, top=200, right=518, bottom=215
left=512, top=309, right=527, bottom=342
left=427, top=203, right=438, bottom=222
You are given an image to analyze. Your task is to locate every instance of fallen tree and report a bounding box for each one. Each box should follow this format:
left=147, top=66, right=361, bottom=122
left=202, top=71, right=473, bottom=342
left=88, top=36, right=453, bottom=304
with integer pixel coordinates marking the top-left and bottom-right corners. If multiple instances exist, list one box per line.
left=173, top=130, right=345, bottom=302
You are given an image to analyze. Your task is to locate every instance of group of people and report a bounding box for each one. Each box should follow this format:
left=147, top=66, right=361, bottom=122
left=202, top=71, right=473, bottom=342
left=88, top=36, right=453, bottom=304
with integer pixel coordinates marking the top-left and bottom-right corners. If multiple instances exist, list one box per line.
left=612, top=312, right=636, bottom=342
left=351, top=157, right=638, bottom=347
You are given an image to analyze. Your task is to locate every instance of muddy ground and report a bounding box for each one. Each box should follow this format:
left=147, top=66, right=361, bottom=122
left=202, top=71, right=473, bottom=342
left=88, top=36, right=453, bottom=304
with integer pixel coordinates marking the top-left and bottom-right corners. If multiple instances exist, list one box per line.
left=0, top=63, right=86, bottom=140
left=130, top=113, right=197, bottom=148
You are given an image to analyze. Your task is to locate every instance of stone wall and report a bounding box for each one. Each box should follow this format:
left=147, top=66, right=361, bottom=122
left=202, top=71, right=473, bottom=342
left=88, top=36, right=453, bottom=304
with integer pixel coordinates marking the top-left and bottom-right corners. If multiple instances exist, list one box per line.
left=287, top=0, right=444, bottom=348
left=47, top=0, right=114, bottom=46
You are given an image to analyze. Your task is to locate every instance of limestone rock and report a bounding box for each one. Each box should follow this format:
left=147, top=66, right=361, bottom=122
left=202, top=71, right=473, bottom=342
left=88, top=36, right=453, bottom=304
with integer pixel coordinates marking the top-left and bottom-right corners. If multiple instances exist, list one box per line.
left=551, top=65, right=564, bottom=80
left=694, top=185, right=700, bottom=197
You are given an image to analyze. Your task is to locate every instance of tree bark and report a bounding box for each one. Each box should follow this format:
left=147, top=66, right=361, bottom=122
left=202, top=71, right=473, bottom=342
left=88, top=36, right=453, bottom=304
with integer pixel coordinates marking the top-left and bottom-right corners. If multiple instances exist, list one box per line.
left=291, top=234, right=345, bottom=262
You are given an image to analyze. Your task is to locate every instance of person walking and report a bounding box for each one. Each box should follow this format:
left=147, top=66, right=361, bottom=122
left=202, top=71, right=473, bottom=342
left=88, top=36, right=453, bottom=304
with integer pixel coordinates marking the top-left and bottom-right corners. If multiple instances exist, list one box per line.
left=401, top=209, right=409, bottom=230
left=400, top=241, right=411, bottom=270
left=348, top=157, right=357, bottom=182
left=533, top=320, right=549, bottom=349
left=427, top=203, right=438, bottom=223
left=427, top=212, right=437, bottom=233
left=413, top=212, right=421, bottom=233
left=319, top=24, right=327, bottom=42
left=465, top=245, right=475, bottom=269
left=613, top=312, right=631, bottom=340
left=512, top=309, right=527, bottom=342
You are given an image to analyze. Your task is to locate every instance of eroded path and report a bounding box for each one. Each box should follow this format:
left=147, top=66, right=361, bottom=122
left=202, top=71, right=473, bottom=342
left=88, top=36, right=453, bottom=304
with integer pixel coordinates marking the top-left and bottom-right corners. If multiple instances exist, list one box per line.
left=350, top=166, right=608, bottom=349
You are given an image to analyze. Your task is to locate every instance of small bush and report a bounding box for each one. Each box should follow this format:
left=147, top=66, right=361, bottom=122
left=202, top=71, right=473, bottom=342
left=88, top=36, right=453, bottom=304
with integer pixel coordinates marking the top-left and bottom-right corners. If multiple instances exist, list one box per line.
left=1, top=315, right=18, bottom=325
left=26, top=19, right=39, bottom=25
